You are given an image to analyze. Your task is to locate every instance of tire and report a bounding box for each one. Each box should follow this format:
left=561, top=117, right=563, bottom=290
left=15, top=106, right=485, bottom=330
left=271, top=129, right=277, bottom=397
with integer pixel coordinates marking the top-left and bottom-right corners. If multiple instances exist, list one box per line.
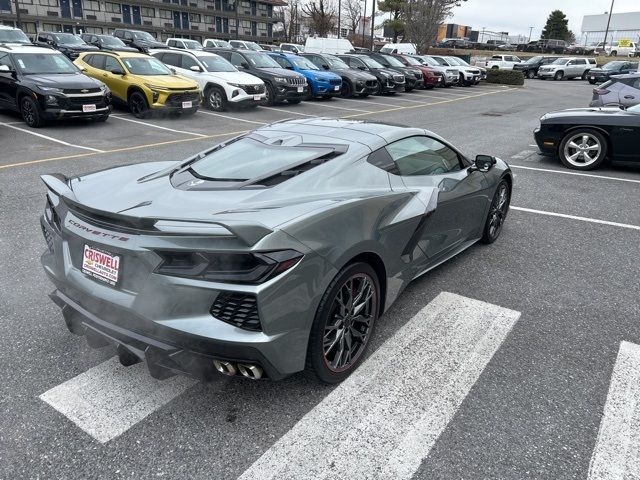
left=491, top=65, right=499, bottom=70
left=481, top=179, right=511, bottom=244
left=375, top=80, right=383, bottom=95
left=264, top=82, right=276, bottom=106
left=21, top=96, right=44, bottom=128
left=341, top=80, right=353, bottom=98
left=581, top=70, right=590, bottom=81
left=588, top=79, right=597, bottom=85
left=305, top=262, right=380, bottom=384
left=128, top=91, right=149, bottom=118
left=558, top=128, right=608, bottom=170
left=553, top=70, right=564, bottom=81
left=527, top=69, right=536, bottom=79
left=611, top=51, right=617, bottom=57
left=205, top=86, right=226, bottom=111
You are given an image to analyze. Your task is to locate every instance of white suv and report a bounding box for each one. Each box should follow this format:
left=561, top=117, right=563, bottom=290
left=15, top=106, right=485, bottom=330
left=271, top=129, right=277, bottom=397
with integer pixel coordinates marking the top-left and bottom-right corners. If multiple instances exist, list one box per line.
left=166, top=38, right=203, bottom=50
left=537, top=57, right=597, bottom=80
left=150, top=49, right=265, bottom=110
left=0, top=25, right=32, bottom=46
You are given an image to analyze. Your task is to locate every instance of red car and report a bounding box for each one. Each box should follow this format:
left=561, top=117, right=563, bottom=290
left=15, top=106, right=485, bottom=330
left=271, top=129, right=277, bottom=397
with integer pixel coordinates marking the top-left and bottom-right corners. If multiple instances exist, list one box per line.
left=390, top=54, right=441, bottom=89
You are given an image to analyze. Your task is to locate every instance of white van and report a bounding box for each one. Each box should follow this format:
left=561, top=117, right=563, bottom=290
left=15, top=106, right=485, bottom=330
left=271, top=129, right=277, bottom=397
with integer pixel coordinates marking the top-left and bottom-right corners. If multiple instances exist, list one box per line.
left=203, top=38, right=232, bottom=49
left=304, top=37, right=355, bottom=55
left=379, top=43, right=417, bottom=55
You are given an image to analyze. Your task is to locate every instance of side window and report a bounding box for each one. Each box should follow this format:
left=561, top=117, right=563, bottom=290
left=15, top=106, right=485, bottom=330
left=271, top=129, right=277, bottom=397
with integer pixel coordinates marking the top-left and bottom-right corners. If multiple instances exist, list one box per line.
left=181, top=54, right=198, bottom=70
left=168, top=39, right=176, bottom=47
left=114, top=30, right=122, bottom=38
left=272, top=56, right=290, bottom=68
left=229, top=52, right=244, bottom=67
left=0, top=53, right=12, bottom=68
left=352, top=58, right=364, bottom=68
left=152, top=52, right=164, bottom=62
left=83, top=54, right=95, bottom=66
left=385, top=136, right=461, bottom=176
left=162, top=52, right=181, bottom=67
left=124, top=31, right=133, bottom=40
left=103, top=56, right=120, bottom=72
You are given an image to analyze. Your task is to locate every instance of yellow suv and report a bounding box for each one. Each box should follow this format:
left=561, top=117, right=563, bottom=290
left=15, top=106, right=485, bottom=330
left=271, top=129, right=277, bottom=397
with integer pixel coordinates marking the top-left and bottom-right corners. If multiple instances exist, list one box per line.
left=74, top=51, right=201, bottom=118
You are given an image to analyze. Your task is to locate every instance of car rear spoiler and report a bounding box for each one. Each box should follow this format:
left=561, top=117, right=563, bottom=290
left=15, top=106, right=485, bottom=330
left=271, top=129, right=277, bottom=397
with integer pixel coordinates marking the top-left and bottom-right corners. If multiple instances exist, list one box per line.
left=40, top=173, right=272, bottom=246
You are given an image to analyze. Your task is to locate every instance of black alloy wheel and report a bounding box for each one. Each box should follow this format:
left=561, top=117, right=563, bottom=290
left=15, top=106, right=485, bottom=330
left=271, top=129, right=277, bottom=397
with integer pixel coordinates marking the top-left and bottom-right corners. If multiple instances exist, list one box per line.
left=306, top=262, right=380, bottom=384
left=128, top=91, right=149, bottom=118
left=527, top=69, right=536, bottom=79
left=481, top=180, right=511, bottom=244
left=264, top=83, right=276, bottom=106
left=21, top=96, right=44, bottom=128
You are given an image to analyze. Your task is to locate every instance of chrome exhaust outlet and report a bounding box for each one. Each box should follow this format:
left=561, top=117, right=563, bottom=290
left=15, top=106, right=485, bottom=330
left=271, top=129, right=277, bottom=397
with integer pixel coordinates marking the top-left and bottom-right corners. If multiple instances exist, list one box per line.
left=213, top=359, right=237, bottom=376
left=237, top=364, right=263, bottom=380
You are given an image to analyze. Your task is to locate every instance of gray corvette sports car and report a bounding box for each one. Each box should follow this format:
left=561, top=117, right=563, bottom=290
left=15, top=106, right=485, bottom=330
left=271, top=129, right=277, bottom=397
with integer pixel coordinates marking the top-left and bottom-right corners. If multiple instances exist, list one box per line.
left=40, top=118, right=512, bottom=384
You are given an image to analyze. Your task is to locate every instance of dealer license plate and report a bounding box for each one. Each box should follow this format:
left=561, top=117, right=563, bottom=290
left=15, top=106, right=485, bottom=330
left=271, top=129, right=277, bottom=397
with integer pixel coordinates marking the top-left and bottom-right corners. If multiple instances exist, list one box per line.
left=182, top=101, right=192, bottom=108
left=297, top=86, right=303, bottom=93
left=82, top=104, right=96, bottom=113
left=82, top=244, right=120, bottom=285
left=334, top=85, right=339, bottom=91
left=590, top=76, right=595, bottom=80
left=254, top=95, right=261, bottom=100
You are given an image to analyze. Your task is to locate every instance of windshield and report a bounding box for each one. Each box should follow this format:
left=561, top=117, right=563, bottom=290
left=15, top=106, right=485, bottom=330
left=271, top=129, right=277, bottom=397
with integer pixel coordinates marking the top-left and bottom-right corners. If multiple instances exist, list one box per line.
left=325, top=55, right=349, bottom=69
left=0, top=29, right=31, bottom=44
left=210, top=39, right=231, bottom=48
left=13, top=53, right=78, bottom=74
left=403, top=56, right=421, bottom=66
left=199, top=54, right=237, bottom=72
left=447, top=57, right=469, bottom=66
left=53, top=33, right=85, bottom=45
left=133, top=31, right=156, bottom=42
left=602, top=61, right=625, bottom=70
left=246, top=52, right=281, bottom=68
left=191, top=138, right=331, bottom=181
left=122, top=56, right=171, bottom=75
left=382, top=54, right=404, bottom=67
left=291, top=57, right=318, bottom=70
left=550, top=58, right=569, bottom=65
left=420, top=56, right=438, bottom=67
left=183, top=40, right=203, bottom=50
left=430, top=56, right=448, bottom=66
left=100, top=36, right=126, bottom=47
left=361, top=56, right=384, bottom=68
left=525, top=56, right=543, bottom=64
left=245, top=42, right=262, bottom=51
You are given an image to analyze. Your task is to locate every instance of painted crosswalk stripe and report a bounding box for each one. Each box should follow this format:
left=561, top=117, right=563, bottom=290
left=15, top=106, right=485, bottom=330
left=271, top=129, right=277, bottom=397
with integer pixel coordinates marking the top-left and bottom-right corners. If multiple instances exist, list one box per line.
left=238, top=291, right=520, bottom=480
left=39, top=357, right=196, bottom=443
left=588, top=341, right=640, bottom=480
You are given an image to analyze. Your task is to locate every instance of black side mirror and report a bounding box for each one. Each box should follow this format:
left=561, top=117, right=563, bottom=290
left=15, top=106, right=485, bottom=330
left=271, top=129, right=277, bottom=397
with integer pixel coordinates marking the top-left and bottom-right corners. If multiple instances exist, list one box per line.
left=110, top=68, right=124, bottom=75
left=321, top=64, right=330, bottom=70
left=357, top=65, right=366, bottom=70
left=240, top=62, right=249, bottom=69
left=473, top=155, right=497, bottom=172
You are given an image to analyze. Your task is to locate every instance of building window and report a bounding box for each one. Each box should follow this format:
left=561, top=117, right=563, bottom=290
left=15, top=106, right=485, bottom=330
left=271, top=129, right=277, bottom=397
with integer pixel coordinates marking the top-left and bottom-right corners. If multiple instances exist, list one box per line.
left=18, top=0, right=33, bottom=5
left=40, top=0, right=59, bottom=6
left=84, top=25, right=103, bottom=33
left=104, top=2, right=120, bottom=13
left=241, top=20, right=250, bottom=28
left=22, top=21, right=37, bottom=33
left=159, top=9, right=172, bottom=18
left=189, top=12, right=200, bottom=22
left=141, top=6, right=154, bottom=17
left=0, top=0, right=11, bottom=11
left=42, top=22, right=62, bottom=30
left=257, top=2, right=266, bottom=10
left=258, top=22, right=265, bottom=29
left=204, top=15, right=214, bottom=23
left=83, top=0, right=99, bottom=10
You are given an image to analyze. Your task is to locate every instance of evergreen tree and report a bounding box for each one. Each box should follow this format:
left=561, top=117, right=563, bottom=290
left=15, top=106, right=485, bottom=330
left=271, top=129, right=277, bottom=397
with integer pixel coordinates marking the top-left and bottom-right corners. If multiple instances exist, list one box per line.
left=378, top=0, right=404, bottom=42
left=541, top=10, right=571, bottom=41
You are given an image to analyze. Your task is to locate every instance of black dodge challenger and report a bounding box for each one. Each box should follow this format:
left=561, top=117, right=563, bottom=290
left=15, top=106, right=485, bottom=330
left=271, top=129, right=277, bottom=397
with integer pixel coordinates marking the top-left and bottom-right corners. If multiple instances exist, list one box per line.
left=534, top=105, right=640, bottom=170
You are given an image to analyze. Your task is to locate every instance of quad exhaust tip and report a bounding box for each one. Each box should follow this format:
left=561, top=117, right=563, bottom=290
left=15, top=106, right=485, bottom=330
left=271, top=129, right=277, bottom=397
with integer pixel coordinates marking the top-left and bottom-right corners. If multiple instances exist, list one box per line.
left=213, top=360, right=263, bottom=380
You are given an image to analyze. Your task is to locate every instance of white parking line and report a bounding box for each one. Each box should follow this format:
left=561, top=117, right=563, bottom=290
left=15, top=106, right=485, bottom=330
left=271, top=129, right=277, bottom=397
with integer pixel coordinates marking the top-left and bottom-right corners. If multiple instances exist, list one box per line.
left=0, top=122, right=104, bottom=153
left=40, top=357, right=196, bottom=443
left=197, top=110, right=267, bottom=125
left=109, top=114, right=207, bottom=137
left=238, top=292, right=520, bottom=480
left=338, top=97, right=400, bottom=107
left=510, top=150, right=536, bottom=160
left=588, top=341, right=640, bottom=480
left=511, top=206, right=640, bottom=231
left=510, top=165, right=640, bottom=185
left=260, top=106, right=318, bottom=117
left=302, top=102, right=373, bottom=113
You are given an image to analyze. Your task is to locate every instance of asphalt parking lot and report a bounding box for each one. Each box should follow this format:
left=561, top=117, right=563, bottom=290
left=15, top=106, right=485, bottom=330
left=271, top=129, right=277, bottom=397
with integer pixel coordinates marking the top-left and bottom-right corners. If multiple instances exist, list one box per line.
left=1, top=79, right=639, bottom=479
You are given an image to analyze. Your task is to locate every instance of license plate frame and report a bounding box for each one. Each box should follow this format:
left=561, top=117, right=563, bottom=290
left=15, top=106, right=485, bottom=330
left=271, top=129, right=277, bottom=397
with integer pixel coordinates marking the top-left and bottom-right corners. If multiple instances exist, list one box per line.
left=182, top=101, right=193, bottom=109
left=297, top=86, right=303, bottom=93
left=82, top=104, right=97, bottom=113
left=81, top=244, right=121, bottom=286
left=253, top=95, right=261, bottom=100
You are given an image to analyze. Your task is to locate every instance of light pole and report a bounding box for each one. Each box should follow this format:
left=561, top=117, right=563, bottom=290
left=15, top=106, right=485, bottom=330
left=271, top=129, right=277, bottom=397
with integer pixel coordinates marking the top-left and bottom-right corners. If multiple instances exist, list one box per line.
left=369, top=0, right=375, bottom=50
left=362, top=0, right=366, bottom=47
left=603, top=0, right=615, bottom=49
left=13, top=0, right=22, bottom=29
left=338, top=0, right=341, bottom=38
left=528, top=26, right=533, bottom=42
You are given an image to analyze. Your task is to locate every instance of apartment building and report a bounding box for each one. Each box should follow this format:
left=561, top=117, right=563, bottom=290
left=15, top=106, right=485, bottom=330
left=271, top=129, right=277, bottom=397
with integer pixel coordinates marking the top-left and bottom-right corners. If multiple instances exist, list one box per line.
left=0, top=0, right=285, bottom=42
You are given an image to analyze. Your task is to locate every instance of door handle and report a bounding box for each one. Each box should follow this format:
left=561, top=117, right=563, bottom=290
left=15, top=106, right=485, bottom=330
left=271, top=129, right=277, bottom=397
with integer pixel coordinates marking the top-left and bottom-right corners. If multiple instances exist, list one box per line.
left=624, top=95, right=635, bottom=99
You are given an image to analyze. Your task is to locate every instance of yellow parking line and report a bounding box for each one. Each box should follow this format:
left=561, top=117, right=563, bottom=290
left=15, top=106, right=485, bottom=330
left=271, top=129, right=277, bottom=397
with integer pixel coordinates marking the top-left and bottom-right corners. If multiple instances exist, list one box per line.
left=0, top=130, right=248, bottom=170
left=341, top=88, right=513, bottom=119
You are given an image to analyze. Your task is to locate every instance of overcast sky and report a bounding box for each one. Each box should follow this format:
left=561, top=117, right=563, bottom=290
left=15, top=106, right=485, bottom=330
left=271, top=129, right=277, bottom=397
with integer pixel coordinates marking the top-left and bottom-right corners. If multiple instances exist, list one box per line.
left=448, top=0, right=639, bottom=38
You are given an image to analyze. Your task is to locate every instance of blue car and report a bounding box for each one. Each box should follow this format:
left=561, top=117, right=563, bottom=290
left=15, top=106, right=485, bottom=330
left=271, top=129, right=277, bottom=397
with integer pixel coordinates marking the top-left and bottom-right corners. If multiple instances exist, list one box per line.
left=267, top=52, right=342, bottom=98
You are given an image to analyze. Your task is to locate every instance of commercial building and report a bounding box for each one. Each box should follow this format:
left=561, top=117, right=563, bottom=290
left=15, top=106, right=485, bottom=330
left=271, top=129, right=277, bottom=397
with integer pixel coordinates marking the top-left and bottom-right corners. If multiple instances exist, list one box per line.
left=0, top=0, right=285, bottom=42
left=581, top=11, right=640, bottom=44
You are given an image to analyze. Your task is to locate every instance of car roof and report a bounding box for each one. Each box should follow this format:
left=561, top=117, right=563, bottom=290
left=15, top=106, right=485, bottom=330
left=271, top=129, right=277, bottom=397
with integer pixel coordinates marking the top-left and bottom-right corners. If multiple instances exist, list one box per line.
left=153, top=48, right=219, bottom=58
left=0, top=45, right=59, bottom=54
left=81, top=50, right=149, bottom=58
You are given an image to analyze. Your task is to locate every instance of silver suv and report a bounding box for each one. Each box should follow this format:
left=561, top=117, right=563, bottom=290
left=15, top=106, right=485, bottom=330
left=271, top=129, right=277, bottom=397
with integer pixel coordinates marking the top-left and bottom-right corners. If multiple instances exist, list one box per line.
left=537, top=57, right=597, bottom=80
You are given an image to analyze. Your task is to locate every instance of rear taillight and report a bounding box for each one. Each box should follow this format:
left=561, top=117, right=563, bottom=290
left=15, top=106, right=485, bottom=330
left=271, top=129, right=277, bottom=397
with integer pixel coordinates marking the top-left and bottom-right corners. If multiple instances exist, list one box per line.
left=154, top=249, right=303, bottom=284
left=594, top=88, right=610, bottom=95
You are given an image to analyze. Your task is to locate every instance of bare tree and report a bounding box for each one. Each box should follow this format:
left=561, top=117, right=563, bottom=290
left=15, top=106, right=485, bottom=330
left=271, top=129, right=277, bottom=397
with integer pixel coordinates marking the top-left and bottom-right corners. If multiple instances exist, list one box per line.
left=402, top=0, right=466, bottom=52
left=302, top=0, right=337, bottom=38
left=342, top=0, right=363, bottom=37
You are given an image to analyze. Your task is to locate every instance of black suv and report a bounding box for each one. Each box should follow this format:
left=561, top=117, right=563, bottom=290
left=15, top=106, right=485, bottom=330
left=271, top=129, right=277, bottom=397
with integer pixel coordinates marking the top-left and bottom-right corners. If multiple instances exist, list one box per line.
left=0, top=45, right=111, bottom=127
left=112, top=29, right=165, bottom=52
left=336, top=54, right=405, bottom=94
left=35, top=31, right=98, bottom=59
left=359, top=51, right=424, bottom=91
left=300, top=52, right=378, bottom=97
left=536, top=39, right=568, bottom=54
left=79, top=33, right=137, bottom=52
left=209, top=48, right=308, bottom=105
left=513, top=56, right=557, bottom=79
